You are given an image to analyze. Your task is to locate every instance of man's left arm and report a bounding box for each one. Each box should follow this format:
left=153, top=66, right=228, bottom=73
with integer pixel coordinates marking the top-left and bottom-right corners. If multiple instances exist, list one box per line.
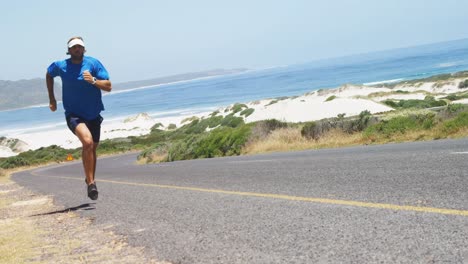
left=83, top=70, right=112, bottom=92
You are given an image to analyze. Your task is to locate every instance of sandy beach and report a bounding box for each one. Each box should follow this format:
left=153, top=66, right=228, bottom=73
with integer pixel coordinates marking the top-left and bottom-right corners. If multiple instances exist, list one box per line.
left=1, top=78, right=467, bottom=158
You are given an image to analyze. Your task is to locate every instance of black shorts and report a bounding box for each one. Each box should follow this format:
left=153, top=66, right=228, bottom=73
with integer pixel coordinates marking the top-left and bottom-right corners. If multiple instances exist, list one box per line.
left=66, top=114, right=103, bottom=143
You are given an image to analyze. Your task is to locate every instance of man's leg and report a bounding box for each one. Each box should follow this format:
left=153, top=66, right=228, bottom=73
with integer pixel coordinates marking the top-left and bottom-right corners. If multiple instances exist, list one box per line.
left=74, top=123, right=96, bottom=185
left=92, top=142, right=99, bottom=179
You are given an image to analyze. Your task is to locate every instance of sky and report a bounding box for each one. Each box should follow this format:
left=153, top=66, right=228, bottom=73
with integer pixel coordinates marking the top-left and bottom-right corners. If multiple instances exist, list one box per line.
left=2, top=0, right=468, bottom=83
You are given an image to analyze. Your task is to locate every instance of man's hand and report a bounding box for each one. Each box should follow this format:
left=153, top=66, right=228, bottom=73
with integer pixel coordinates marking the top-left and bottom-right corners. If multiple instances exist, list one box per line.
left=49, top=99, right=57, bottom=112
left=83, top=70, right=94, bottom=84
left=83, top=70, right=112, bottom=92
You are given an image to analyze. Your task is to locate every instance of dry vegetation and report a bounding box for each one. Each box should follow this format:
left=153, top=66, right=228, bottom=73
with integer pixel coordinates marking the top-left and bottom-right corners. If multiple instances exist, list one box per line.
left=243, top=128, right=363, bottom=154
left=0, top=172, right=167, bottom=264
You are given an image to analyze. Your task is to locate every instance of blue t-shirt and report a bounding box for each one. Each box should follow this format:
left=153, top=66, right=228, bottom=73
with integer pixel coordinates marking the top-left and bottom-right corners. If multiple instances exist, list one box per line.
left=47, top=56, right=110, bottom=120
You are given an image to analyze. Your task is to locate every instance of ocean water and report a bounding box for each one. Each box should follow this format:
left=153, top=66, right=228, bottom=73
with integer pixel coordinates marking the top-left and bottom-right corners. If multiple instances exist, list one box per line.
left=2, top=38, right=468, bottom=136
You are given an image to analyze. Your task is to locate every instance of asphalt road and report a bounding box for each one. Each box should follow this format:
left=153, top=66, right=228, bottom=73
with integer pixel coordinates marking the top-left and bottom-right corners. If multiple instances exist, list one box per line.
left=13, top=139, right=468, bottom=263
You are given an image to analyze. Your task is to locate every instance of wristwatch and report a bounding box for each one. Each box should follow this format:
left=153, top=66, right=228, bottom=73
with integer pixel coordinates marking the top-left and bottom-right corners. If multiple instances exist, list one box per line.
left=92, top=77, right=97, bottom=85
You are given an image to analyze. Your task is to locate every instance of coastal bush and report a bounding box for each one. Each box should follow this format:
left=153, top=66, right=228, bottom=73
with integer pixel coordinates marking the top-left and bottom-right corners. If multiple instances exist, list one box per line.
left=266, top=100, right=278, bottom=106
left=176, top=115, right=230, bottom=135
left=0, top=145, right=80, bottom=169
left=240, top=108, right=254, bottom=117
left=382, top=100, right=399, bottom=108
left=135, top=130, right=169, bottom=145
left=165, top=125, right=251, bottom=161
left=395, top=90, right=410, bottom=94
left=192, top=126, right=252, bottom=158
left=442, top=93, right=468, bottom=101
left=300, top=111, right=376, bottom=140
left=441, top=112, right=468, bottom=134
left=150, top=123, right=163, bottom=131
left=181, top=116, right=199, bottom=124
left=384, top=96, right=447, bottom=109
left=325, top=95, right=337, bottom=102
left=301, top=122, right=318, bottom=140
left=346, top=110, right=377, bottom=133
left=458, top=79, right=468, bottom=88
left=98, top=138, right=135, bottom=154
left=249, top=119, right=289, bottom=142
left=138, top=143, right=169, bottom=163
left=262, top=119, right=288, bottom=131
left=0, top=156, right=31, bottom=169
left=363, top=113, right=436, bottom=139
left=231, top=103, right=248, bottom=113
left=206, top=116, right=224, bottom=128
left=220, top=114, right=244, bottom=128
left=167, top=124, right=177, bottom=130
left=445, top=104, right=467, bottom=114
left=266, top=96, right=290, bottom=106
left=181, top=119, right=206, bottom=134
left=166, top=136, right=200, bottom=161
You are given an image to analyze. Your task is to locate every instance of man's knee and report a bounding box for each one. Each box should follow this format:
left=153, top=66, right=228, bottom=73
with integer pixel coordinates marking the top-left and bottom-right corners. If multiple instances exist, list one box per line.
left=82, top=139, right=95, bottom=151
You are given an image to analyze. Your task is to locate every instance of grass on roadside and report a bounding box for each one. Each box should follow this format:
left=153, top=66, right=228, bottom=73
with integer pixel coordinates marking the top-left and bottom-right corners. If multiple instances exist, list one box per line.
left=0, top=168, right=10, bottom=184
left=242, top=128, right=363, bottom=154
left=0, top=218, right=43, bottom=264
left=244, top=108, right=468, bottom=154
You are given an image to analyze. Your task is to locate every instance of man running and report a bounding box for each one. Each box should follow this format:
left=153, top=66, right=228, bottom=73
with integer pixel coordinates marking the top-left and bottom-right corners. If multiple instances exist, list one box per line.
left=46, top=36, right=112, bottom=200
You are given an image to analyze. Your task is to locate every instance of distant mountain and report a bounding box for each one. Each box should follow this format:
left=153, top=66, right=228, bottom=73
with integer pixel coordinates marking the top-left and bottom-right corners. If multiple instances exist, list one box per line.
left=0, top=68, right=248, bottom=111
left=0, top=78, right=62, bottom=111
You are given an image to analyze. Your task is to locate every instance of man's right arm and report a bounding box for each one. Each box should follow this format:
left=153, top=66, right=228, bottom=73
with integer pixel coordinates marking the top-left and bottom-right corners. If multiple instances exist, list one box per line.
left=46, top=72, right=57, bottom=112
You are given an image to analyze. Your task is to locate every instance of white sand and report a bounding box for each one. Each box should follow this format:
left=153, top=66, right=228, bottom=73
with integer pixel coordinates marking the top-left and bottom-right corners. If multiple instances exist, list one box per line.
left=2, top=78, right=467, bottom=157
left=0, top=146, right=17, bottom=158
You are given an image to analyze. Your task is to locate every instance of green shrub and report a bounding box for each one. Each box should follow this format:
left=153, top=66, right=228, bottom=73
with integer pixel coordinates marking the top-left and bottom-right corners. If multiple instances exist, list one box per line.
left=301, top=111, right=376, bottom=140
left=231, top=103, right=248, bottom=113
left=0, top=145, right=81, bottom=169
left=97, top=138, right=134, bottom=154
left=301, top=122, right=318, bottom=139
left=363, top=113, right=435, bottom=138
left=138, top=143, right=169, bottom=162
left=181, top=116, right=199, bottom=124
left=206, top=116, right=223, bottom=128
left=0, top=156, right=31, bottom=169
left=240, top=108, right=255, bottom=117
left=266, top=100, right=278, bottom=106
left=181, top=119, right=206, bottom=134
left=349, top=110, right=374, bottom=132
left=150, top=123, right=163, bottom=131
left=249, top=119, right=288, bottom=141
left=458, top=79, right=468, bottom=88
left=442, top=112, right=468, bottom=134
left=168, top=124, right=177, bottom=130
left=395, top=90, right=410, bottom=94
left=385, top=96, right=447, bottom=109
left=263, top=119, right=288, bottom=131
left=383, top=100, right=399, bottom=108
left=442, top=92, right=468, bottom=101
left=220, top=114, right=244, bottom=128
left=446, top=103, right=465, bottom=113
left=178, top=114, right=237, bottom=135
left=165, top=125, right=251, bottom=161
left=192, top=126, right=251, bottom=158
left=166, top=137, right=199, bottom=161
left=325, top=95, right=337, bottom=102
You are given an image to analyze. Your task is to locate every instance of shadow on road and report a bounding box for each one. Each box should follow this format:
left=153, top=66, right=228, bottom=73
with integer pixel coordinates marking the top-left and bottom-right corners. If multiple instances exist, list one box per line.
left=30, top=203, right=96, bottom=217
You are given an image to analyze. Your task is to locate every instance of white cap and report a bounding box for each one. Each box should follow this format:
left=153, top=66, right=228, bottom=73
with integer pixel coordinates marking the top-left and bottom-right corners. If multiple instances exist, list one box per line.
left=68, top=38, right=85, bottom=48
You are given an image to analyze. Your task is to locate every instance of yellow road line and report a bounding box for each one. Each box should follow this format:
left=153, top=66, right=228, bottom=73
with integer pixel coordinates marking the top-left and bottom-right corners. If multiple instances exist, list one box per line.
left=33, top=173, right=468, bottom=217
